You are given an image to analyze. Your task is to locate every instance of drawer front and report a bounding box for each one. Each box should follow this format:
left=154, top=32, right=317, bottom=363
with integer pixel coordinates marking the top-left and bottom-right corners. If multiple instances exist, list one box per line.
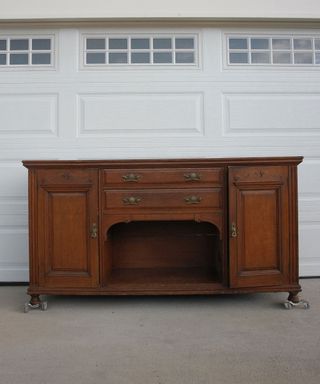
left=103, top=168, right=223, bottom=188
left=104, top=189, right=222, bottom=210
left=37, top=169, right=95, bottom=185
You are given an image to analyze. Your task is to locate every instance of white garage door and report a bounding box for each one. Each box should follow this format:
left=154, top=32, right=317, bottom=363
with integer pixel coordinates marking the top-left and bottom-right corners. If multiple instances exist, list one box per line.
left=0, top=26, right=319, bottom=281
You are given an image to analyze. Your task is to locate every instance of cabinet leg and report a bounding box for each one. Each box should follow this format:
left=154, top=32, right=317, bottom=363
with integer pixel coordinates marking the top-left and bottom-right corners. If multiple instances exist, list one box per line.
left=283, top=291, right=310, bottom=310
left=24, top=295, right=48, bottom=313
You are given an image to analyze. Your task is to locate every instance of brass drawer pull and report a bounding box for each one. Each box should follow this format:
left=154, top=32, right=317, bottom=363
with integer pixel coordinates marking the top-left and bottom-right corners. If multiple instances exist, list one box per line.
left=90, top=223, right=98, bottom=239
left=123, top=196, right=142, bottom=205
left=122, top=173, right=141, bottom=182
left=184, top=195, right=202, bottom=204
left=184, top=172, right=201, bottom=181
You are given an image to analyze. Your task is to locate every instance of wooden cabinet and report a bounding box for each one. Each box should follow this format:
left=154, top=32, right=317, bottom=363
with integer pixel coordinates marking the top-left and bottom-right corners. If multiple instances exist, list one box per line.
left=23, top=157, right=303, bottom=307
left=228, top=166, right=290, bottom=288
left=31, top=169, right=99, bottom=289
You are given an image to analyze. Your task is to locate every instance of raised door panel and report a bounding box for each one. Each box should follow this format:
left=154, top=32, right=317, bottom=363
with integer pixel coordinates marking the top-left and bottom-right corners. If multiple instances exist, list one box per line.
left=37, top=170, right=99, bottom=288
left=228, top=166, right=290, bottom=288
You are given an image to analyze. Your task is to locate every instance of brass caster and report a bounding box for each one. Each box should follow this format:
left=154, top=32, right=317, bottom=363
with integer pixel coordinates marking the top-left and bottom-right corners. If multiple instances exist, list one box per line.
left=24, top=301, right=48, bottom=313
left=283, top=299, right=310, bottom=310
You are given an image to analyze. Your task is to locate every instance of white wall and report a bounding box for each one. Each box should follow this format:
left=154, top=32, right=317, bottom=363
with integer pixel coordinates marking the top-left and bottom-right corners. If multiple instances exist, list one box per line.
left=1, top=0, right=320, bottom=21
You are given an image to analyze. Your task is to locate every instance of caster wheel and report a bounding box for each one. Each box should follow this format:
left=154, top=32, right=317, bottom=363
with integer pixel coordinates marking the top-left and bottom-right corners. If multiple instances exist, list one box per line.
left=284, top=301, right=293, bottom=310
left=303, top=301, right=310, bottom=309
left=40, top=302, right=48, bottom=311
left=24, top=303, right=30, bottom=313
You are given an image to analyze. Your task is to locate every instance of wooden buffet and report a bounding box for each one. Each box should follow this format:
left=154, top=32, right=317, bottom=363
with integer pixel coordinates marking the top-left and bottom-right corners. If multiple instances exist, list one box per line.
left=23, top=157, right=306, bottom=310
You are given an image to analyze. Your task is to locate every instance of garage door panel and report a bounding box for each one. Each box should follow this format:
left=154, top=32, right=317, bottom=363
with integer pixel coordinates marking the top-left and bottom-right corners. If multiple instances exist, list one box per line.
left=0, top=93, right=58, bottom=136
left=0, top=27, right=320, bottom=279
left=298, top=160, right=320, bottom=194
left=0, top=231, right=28, bottom=281
left=223, top=92, right=320, bottom=135
left=0, top=163, right=28, bottom=197
left=77, top=92, right=204, bottom=137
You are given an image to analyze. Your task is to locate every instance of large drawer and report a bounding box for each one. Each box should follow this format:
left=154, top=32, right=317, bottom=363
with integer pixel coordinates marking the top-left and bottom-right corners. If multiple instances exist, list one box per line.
left=104, top=188, right=222, bottom=210
left=103, top=168, right=223, bottom=188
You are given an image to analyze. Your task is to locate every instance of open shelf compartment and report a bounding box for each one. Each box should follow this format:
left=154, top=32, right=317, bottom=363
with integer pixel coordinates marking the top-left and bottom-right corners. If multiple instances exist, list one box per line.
left=104, top=220, right=224, bottom=290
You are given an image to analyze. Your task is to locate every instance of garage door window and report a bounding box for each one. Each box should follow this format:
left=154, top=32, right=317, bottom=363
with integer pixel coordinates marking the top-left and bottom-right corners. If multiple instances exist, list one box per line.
left=227, top=35, right=320, bottom=66
left=0, top=36, right=54, bottom=67
left=83, top=35, right=197, bottom=66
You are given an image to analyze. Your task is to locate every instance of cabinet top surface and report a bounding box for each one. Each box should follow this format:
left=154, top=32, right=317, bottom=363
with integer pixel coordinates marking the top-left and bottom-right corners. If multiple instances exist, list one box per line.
left=22, top=156, right=303, bottom=169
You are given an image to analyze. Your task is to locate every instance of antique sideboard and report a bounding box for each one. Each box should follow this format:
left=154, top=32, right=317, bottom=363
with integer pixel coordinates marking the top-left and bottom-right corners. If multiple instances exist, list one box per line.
left=23, top=157, right=309, bottom=310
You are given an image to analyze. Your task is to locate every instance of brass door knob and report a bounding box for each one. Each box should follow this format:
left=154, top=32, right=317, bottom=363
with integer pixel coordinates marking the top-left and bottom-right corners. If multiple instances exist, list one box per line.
left=90, top=223, right=98, bottom=239
left=231, top=223, right=237, bottom=238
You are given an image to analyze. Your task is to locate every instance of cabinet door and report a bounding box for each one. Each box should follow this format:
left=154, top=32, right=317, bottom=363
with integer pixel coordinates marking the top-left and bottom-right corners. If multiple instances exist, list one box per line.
left=37, top=169, right=99, bottom=288
left=228, top=166, right=290, bottom=288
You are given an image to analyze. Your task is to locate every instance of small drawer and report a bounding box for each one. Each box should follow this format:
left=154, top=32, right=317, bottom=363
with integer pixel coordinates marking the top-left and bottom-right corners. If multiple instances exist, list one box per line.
left=103, top=168, right=223, bottom=188
left=104, top=188, right=222, bottom=210
left=37, top=169, right=95, bottom=185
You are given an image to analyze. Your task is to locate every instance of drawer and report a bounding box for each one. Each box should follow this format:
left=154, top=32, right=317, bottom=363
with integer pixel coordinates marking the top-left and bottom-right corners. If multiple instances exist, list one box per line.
left=37, top=169, right=95, bottom=185
left=104, top=189, right=222, bottom=210
left=103, top=168, right=223, bottom=188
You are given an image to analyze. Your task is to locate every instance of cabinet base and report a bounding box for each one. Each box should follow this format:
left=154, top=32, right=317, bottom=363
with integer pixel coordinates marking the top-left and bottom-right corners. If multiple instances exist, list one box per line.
left=25, top=284, right=304, bottom=311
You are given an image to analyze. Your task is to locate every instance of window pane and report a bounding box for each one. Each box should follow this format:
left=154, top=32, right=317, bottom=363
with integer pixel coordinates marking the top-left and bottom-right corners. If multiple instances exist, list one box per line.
left=86, top=52, right=106, bottom=64
left=175, top=52, right=194, bottom=63
left=315, top=39, right=320, bottom=50
left=272, top=38, right=291, bottom=50
left=251, top=38, right=269, bottom=50
left=153, top=38, right=172, bottom=49
left=229, top=38, right=247, bottom=49
left=315, top=52, right=320, bottom=64
left=32, top=53, right=51, bottom=65
left=131, top=38, right=149, bottom=49
left=251, top=52, right=270, bottom=64
left=109, top=52, right=127, bottom=64
left=293, top=38, right=312, bottom=50
left=229, top=52, right=248, bottom=64
left=0, top=40, right=6, bottom=50
left=131, top=52, right=150, bottom=63
left=109, top=38, right=127, bottom=50
left=294, top=52, right=313, bottom=64
left=10, top=39, right=29, bottom=50
left=86, top=38, right=105, bottom=50
left=175, top=38, right=194, bottom=49
left=10, top=53, right=28, bottom=65
left=273, top=52, right=292, bottom=64
left=32, top=39, right=51, bottom=50
left=0, top=54, right=6, bottom=65
left=153, top=52, right=172, bottom=63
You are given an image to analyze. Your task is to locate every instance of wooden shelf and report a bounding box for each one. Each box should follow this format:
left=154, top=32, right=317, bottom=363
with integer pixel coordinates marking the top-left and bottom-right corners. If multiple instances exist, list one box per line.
left=108, top=267, right=219, bottom=286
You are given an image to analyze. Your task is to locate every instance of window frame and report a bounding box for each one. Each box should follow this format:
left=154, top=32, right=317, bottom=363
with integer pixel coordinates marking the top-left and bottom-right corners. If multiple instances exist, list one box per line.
left=0, top=33, right=56, bottom=71
left=224, top=32, right=320, bottom=69
left=80, top=32, right=200, bottom=70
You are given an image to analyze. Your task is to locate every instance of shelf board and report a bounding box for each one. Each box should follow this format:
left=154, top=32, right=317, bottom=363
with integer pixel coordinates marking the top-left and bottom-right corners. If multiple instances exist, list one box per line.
left=107, top=267, right=222, bottom=290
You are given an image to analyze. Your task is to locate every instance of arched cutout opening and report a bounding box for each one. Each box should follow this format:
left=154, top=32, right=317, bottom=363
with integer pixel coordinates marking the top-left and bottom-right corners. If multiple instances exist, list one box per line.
left=104, top=220, right=223, bottom=288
